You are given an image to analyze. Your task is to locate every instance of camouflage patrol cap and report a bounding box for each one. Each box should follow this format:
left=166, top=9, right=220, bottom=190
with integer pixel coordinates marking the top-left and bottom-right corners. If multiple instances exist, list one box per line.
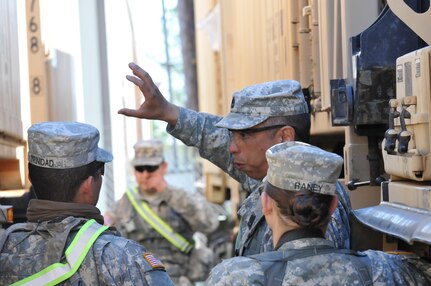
left=28, top=121, right=113, bottom=169
left=265, top=142, right=343, bottom=195
left=131, top=139, right=164, bottom=166
left=215, top=80, right=309, bottom=130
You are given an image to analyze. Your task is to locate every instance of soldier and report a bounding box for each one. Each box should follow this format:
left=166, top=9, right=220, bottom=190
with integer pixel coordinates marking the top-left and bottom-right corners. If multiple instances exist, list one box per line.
left=118, top=62, right=351, bottom=256
left=0, top=122, right=173, bottom=285
left=107, top=139, right=219, bottom=286
left=207, top=142, right=431, bottom=285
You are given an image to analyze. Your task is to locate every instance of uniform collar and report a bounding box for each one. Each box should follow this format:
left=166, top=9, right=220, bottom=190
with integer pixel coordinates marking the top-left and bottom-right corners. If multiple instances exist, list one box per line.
left=275, top=228, right=325, bottom=250
left=27, top=199, right=104, bottom=224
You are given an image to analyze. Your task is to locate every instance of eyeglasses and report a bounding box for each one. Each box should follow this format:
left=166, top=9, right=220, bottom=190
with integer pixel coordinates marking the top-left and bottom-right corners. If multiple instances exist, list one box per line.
left=91, top=164, right=104, bottom=179
left=230, top=124, right=287, bottom=134
left=134, top=165, right=160, bottom=173
left=99, top=164, right=105, bottom=176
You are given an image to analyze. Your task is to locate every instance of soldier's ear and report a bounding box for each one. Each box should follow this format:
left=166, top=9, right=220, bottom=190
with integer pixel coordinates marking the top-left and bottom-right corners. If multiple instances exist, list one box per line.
left=73, top=176, right=93, bottom=202
left=261, top=192, right=273, bottom=215
left=82, top=176, right=93, bottom=191
left=160, top=161, right=168, bottom=173
left=329, top=196, right=339, bottom=215
left=78, top=176, right=95, bottom=197
left=279, top=126, right=295, bottom=142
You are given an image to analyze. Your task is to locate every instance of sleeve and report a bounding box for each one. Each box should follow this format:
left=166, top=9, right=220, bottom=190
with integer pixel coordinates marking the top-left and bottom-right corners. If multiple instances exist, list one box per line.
left=96, top=235, right=175, bottom=286
left=366, top=250, right=431, bottom=285
left=325, top=182, right=351, bottom=249
left=206, top=257, right=265, bottom=286
left=400, top=254, right=431, bottom=285
left=166, top=186, right=220, bottom=234
left=167, top=107, right=247, bottom=183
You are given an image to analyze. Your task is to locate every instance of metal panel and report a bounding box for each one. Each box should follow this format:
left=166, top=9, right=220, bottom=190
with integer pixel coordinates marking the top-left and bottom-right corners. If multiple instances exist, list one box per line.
left=353, top=201, right=431, bottom=244
left=0, top=0, right=23, bottom=141
left=383, top=46, right=431, bottom=181
left=0, top=0, right=26, bottom=190
left=387, top=181, right=431, bottom=210
left=25, top=0, right=49, bottom=123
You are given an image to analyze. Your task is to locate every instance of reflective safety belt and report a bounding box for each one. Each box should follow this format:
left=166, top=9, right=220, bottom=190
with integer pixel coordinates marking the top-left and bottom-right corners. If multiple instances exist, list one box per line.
left=126, top=188, right=194, bottom=254
left=12, top=219, right=108, bottom=286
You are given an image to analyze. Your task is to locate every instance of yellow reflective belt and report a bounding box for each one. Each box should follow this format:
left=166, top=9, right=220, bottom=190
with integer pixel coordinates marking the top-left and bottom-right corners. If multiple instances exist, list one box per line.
left=126, top=188, right=194, bottom=253
left=12, top=219, right=108, bottom=286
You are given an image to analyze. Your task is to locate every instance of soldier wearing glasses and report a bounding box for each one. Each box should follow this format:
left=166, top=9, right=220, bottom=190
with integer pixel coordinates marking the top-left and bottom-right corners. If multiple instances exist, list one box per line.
left=108, top=139, right=219, bottom=286
left=119, top=62, right=351, bottom=257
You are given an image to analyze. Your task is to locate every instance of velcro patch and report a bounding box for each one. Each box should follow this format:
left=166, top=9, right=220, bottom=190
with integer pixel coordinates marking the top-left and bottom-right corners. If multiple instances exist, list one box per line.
left=143, top=252, right=165, bottom=269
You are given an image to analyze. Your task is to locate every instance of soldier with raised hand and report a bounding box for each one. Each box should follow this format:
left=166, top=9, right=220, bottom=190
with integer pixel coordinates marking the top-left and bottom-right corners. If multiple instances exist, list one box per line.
left=120, top=62, right=351, bottom=256
left=107, top=139, right=219, bottom=286
left=206, top=142, right=431, bottom=285
left=0, top=122, right=173, bottom=286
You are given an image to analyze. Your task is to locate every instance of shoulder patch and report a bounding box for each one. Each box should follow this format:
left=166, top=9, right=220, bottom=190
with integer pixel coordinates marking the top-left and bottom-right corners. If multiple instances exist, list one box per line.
left=143, top=252, right=165, bottom=269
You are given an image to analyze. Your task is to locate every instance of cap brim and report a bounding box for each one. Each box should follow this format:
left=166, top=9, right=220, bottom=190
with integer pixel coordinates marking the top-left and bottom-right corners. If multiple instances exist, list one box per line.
left=215, top=112, right=268, bottom=130
left=131, top=157, right=164, bottom=167
left=96, top=147, right=113, bottom=163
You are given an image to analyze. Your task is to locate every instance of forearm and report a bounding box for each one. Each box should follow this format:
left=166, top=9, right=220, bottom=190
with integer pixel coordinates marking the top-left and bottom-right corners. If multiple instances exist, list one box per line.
left=167, top=107, right=246, bottom=183
left=160, top=103, right=180, bottom=126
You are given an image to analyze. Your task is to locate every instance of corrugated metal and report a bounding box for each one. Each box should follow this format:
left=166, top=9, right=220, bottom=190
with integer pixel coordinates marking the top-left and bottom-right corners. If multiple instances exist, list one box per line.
left=0, top=0, right=23, bottom=146
left=0, top=0, right=26, bottom=190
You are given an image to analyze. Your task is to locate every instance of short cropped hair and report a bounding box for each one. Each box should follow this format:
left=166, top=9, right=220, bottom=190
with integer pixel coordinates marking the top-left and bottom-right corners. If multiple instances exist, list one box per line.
left=29, top=161, right=104, bottom=202
left=266, top=114, right=311, bottom=143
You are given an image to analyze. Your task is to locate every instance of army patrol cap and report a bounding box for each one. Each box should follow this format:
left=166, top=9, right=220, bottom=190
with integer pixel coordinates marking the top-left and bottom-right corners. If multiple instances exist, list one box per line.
left=28, top=121, right=113, bottom=169
left=265, top=142, right=343, bottom=195
left=132, top=139, right=164, bottom=166
left=216, top=80, right=309, bottom=130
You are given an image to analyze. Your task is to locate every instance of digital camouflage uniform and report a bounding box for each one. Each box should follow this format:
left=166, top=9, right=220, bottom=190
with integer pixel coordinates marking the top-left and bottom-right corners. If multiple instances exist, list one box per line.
left=167, top=80, right=351, bottom=255
left=110, top=139, right=219, bottom=286
left=0, top=122, right=173, bottom=285
left=112, top=186, right=218, bottom=285
left=0, top=215, right=173, bottom=285
left=207, top=142, right=431, bottom=286
left=206, top=237, right=431, bottom=286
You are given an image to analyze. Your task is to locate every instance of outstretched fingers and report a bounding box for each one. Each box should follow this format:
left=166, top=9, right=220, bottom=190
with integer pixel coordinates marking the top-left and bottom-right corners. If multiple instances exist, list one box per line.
left=117, top=107, right=144, bottom=117
left=128, top=63, right=161, bottom=98
left=121, top=62, right=179, bottom=123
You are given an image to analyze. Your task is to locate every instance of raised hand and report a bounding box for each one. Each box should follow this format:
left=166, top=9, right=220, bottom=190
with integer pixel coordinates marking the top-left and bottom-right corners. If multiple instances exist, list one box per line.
left=119, top=62, right=180, bottom=126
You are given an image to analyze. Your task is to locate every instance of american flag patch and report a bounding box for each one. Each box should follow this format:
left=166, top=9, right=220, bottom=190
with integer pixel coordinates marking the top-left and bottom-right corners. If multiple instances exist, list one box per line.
left=143, top=252, right=165, bottom=269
